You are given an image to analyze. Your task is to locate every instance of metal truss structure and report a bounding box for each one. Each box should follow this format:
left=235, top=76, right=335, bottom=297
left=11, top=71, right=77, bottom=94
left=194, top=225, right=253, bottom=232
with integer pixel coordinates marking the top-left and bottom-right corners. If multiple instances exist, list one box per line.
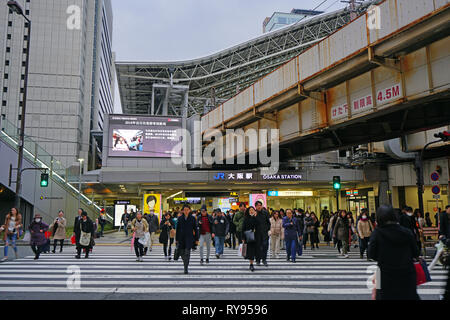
left=116, top=1, right=378, bottom=117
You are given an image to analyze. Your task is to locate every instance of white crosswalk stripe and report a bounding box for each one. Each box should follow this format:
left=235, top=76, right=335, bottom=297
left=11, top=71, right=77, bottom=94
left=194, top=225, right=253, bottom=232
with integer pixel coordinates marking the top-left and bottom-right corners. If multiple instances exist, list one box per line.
left=0, top=245, right=446, bottom=298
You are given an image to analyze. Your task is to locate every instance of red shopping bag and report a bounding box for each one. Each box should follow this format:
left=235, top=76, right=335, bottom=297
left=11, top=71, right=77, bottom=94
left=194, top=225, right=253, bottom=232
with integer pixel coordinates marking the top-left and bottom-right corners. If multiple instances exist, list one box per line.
left=44, top=231, right=51, bottom=239
left=70, top=235, right=76, bottom=245
left=131, top=232, right=136, bottom=252
left=414, top=262, right=427, bottom=286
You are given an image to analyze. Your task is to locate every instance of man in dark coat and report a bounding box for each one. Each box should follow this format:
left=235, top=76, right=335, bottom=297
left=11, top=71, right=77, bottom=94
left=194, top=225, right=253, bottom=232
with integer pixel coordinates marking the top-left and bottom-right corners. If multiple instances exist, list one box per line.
left=255, top=201, right=270, bottom=267
left=176, top=204, right=199, bottom=274
left=121, top=211, right=130, bottom=236
left=212, top=209, right=229, bottom=258
left=368, top=205, right=420, bottom=300
left=144, top=210, right=160, bottom=253
left=74, top=211, right=95, bottom=259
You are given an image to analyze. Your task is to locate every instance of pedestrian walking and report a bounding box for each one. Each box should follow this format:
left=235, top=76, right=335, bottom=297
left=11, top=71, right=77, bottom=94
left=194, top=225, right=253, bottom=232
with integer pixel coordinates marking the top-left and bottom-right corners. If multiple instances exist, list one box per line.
left=74, top=211, right=95, bottom=259
left=241, top=206, right=259, bottom=272
left=333, top=210, right=350, bottom=258
left=98, top=210, right=107, bottom=237
left=226, top=210, right=237, bottom=249
left=131, top=211, right=149, bottom=262
left=282, top=209, right=302, bottom=263
left=269, top=211, right=283, bottom=259
left=1, top=207, right=22, bottom=262
left=233, top=203, right=246, bottom=245
left=357, top=210, right=374, bottom=260
left=144, top=210, right=160, bottom=253
left=320, top=206, right=330, bottom=223
left=321, top=217, right=331, bottom=246
left=50, top=210, right=66, bottom=253
left=311, top=212, right=320, bottom=249
left=28, top=214, right=49, bottom=260
left=255, top=201, right=270, bottom=267
left=368, top=205, right=420, bottom=300
left=159, top=212, right=175, bottom=261
left=198, top=205, right=213, bottom=264
left=399, top=206, right=421, bottom=254
left=425, top=212, right=433, bottom=228
left=175, top=205, right=199, bottom=274
left=121, top=210, right=130, bottom=236
left=212, top=209, right=229, bottom=259
left=303, top=212, right=315, bottom=250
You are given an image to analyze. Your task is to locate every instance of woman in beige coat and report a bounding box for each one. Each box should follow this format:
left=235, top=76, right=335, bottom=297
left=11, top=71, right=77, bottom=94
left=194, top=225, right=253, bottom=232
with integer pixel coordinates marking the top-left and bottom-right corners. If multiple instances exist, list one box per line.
left=50, top=210, right=67, bottom=253
left=269, top=211, right=283, bottom=259
left=357, top=210, right=374, bottom=260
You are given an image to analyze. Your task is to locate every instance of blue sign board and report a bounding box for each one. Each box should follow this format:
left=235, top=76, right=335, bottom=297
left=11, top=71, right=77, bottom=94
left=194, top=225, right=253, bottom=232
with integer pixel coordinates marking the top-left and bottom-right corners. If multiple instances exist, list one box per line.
left=431, top=172, right=440, bottom=182
left=432, top=186, right=440, bottom=195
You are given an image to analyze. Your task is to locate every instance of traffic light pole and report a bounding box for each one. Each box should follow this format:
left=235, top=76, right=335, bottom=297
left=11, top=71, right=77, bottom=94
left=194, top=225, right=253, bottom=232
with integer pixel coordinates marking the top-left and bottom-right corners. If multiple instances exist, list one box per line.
left=336, top=189, right=340, bottom=212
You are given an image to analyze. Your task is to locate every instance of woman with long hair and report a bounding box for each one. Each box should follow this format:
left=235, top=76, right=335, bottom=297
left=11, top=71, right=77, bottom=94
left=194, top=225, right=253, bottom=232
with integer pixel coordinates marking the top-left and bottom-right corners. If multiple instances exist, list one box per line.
left=242, top=206, right=259, bottom=272
left=333, top=210, right=350, bottom=258
left=1, top=208, right=23, bottom=262
left=311, top=212, right=320, bottom=249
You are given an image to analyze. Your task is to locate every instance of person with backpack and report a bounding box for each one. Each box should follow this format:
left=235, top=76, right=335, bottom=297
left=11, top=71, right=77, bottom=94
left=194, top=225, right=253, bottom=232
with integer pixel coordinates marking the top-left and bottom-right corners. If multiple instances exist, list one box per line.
left=159, top=212, right=175, bottom=261
left=233, top=203, right=246, bottom=245
left=28, top=214, right=49, bottom=260
left=357, top=210, right=374, bottom=260
left=50, top=210, right=66, bottom=254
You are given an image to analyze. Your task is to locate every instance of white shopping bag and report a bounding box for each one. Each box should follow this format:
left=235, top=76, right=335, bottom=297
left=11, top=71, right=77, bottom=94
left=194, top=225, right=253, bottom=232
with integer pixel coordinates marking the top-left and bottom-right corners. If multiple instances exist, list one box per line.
left=22, top=231, right=31, bottom=242
left=238, top=244, right=243, bottom=257
left=139, top=232, right=150, bottom=247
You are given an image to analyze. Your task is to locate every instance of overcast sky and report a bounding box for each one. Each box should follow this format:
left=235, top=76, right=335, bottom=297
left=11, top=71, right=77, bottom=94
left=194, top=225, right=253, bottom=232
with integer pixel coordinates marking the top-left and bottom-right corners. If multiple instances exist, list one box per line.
left=111, top=0, right=348, bottom=112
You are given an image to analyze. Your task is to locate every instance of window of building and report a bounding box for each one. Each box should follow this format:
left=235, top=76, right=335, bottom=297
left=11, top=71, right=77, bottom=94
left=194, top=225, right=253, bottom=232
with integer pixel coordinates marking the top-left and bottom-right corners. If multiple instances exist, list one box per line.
left=278, top=17, right=287, bottom=24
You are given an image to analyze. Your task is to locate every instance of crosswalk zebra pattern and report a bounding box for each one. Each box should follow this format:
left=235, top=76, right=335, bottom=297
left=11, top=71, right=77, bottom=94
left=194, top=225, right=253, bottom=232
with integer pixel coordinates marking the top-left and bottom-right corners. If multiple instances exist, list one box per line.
left=0, top=245, right=446, bottom=299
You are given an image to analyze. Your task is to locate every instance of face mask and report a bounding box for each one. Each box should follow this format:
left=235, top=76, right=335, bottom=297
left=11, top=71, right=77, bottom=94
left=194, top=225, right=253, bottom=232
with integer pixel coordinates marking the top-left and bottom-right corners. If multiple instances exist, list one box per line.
left=407, top=212, right=413, bottom=217
left=362, top=215, right=367, bottom=219
left=306, top=214, right=310, bottom=218
left=35, top=219, right=41, bottom=223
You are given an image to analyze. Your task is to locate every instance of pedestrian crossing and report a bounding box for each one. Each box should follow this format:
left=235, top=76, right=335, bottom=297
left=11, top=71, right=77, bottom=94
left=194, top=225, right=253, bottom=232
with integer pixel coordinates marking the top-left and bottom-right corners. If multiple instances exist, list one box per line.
left=0, top=245, right=446, bottom=299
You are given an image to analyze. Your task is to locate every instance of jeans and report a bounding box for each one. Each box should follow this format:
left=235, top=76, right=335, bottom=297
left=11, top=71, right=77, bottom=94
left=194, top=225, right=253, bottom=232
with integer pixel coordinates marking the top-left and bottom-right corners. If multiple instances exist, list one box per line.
left=215, top=236, right=225, bottom=255
left=270, top=234, right=281, bottom=257
left=199, top=233, right=212, bottom=260
left=4, top=233, right=18, bottom=257
left=258, top=238, right=269, bottom=262
left=360, top=237, right=370, bottom=256
left=134, top=238, right=144, bottom=257
left=285, top=239, right=297, bottom=261
left=123, top=223, right=128, bottom=236
left=53, top=239, right=64, bottom=252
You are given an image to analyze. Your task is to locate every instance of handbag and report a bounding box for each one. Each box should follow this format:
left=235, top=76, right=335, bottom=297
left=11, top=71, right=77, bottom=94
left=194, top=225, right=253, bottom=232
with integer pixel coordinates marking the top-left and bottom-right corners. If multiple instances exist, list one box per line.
left=297, top=238, right=303, bottom=256
left=238, top=244, right=243, bottom=257
left=170, top=229, right=176, bottom=239
left=139, top=232, right=150, bottom=246
left=174, top=244, right=184, bottom=261
left=80, top=230, right=91, bottom=247
left=244, top=230, right=255, bottom=243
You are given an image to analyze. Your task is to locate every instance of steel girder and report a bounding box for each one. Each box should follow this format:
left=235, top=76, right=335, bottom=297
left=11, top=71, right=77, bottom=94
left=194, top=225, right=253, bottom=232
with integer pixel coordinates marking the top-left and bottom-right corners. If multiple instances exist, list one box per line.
left=117, top=1, right=378, bottom=117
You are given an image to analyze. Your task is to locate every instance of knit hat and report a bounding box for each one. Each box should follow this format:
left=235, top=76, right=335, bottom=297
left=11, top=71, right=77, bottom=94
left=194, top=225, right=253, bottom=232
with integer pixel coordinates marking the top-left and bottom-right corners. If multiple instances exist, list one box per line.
left=201, top=205, right=207, bottom=211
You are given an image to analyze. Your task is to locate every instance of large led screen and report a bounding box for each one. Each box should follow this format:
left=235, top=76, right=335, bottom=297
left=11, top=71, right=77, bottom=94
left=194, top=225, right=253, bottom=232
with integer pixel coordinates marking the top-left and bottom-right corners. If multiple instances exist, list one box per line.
left=109, top=115, right=182, bottom=158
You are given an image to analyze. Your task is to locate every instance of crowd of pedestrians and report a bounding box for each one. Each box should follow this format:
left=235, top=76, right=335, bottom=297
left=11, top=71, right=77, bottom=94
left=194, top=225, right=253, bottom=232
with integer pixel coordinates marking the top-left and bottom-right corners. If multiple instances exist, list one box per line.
left=1, top=203, right=449, bottom=300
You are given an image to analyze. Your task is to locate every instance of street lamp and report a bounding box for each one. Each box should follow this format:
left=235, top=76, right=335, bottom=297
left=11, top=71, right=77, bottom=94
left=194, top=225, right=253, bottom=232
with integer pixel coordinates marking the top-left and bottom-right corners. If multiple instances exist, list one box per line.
left=78, top=159, right=84, bottom=209
left=8, top=1, right=32, bottom=210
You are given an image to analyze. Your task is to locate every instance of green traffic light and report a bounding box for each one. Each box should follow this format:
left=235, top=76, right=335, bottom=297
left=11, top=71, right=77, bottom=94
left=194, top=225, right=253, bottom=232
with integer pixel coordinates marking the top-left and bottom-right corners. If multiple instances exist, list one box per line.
left=40, top=173, right=49, bottom=187
left=333, top=182, right=341, bottom=190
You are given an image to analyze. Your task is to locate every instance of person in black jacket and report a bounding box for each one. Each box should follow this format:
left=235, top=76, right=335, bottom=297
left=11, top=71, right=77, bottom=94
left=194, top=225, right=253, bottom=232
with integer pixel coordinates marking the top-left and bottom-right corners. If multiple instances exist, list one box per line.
left=212, top=209, right=229, bottom=259
left=74, top=211, right=95, bottom=259
left=175, top=204, right=199, bottom=274
left=399, top=206, right=421, bottom=253
left=159, top=212, right=175, bottom=261
left=241, top=206, right=260, bottom=272
left=368, top=205, right=420, bottom=300
left=255, top=201, right=270, bottom=267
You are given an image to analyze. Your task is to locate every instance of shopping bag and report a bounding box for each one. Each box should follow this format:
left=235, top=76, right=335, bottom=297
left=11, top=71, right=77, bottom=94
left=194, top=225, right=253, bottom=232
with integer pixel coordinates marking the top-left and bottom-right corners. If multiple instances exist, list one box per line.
left=238, top=244, right=243, bottom=257
left=70, top=235, right=76, bottom=245
left=241, top=243, right=247, bottom=258
left=44, top=231, right=51, bottom=239
left=22, top=231, right=31, bottom=242
left=420, top=259, right=432, bottom=282
left=297, top=239, right=303, bottom=256
left=414, top=261, right=427, bottom=285
left=139, top=232, right=150, bottom=247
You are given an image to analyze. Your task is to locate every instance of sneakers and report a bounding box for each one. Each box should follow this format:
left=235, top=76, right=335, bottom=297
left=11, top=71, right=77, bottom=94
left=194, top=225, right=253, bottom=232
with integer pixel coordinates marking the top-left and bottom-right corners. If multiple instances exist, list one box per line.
left=1, top=257, right=8, bottom=262
left=15, top=252, right=19, bottom=259
left=292, top=260, right=296, bottom=263
left=140, top=257, right=144, bottom=262
left=136, top=258, right=141, bottom=262
left=200, top=259, right=204, bottom=265
left=286, top=257, right=290, bottom=262
left=164, top=256, right=168, bottom=261
left=216, top=254, right=220, bottom=259
left=52, top=250, right=56, bottom=254
left=344, top=254, right=349, bottom=259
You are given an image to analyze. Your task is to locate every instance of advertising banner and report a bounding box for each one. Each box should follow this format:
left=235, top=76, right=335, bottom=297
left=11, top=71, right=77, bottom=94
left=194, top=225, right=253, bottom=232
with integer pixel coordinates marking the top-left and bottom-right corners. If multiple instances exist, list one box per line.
left=109, top=115, right=183, bottom=158
left=143, top=194, right=162, bottom=222
left=249, top=194, right=267, bottom=208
